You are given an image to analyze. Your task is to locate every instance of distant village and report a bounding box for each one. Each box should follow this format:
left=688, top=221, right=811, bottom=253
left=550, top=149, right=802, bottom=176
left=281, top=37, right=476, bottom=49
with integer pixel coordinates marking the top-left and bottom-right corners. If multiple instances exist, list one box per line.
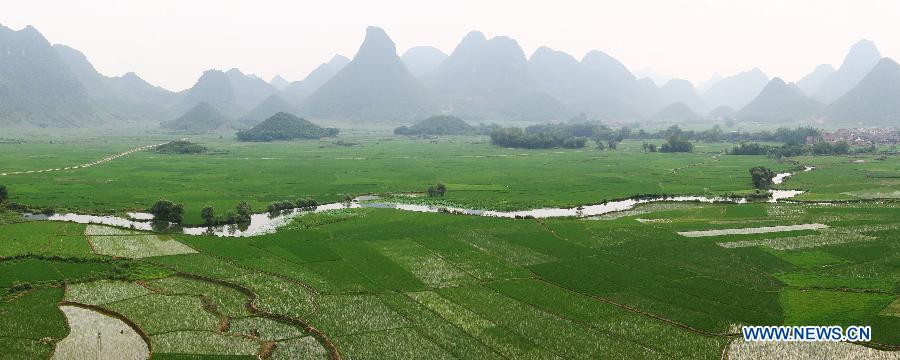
left=818, top=127, right=900, bottom=146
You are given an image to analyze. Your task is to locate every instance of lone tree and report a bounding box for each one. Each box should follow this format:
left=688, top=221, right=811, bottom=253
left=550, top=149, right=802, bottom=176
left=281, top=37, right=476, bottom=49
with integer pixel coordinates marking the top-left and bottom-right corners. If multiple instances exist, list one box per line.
left=750, top=166, right=776, bottom=189
left=427, top=183, right=447, bottom=197
left=150, top=199, right=185, bottom=223
left=201, top=205, right=216, bottom=226
left=234, top=201, right=252, bottom=223
left=0, top=184, right=7, bottom=203
left=659, top=135, right=693, bottom=153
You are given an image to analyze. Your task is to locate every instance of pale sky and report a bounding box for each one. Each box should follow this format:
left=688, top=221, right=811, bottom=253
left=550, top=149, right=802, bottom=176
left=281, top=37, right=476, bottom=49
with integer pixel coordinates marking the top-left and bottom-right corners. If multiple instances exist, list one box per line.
left=4, top=0, right=898, bottom=91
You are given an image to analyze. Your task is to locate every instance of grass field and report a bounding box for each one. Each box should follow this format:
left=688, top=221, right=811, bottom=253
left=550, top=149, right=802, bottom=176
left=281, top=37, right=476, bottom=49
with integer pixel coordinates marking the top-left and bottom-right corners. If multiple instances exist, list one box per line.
left=2, top=134, right=899, bottom=358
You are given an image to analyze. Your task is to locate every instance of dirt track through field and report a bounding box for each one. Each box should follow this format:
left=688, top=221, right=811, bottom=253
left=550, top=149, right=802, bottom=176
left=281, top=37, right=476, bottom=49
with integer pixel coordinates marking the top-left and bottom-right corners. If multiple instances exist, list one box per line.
left=0, top=143, right=165, bottom=176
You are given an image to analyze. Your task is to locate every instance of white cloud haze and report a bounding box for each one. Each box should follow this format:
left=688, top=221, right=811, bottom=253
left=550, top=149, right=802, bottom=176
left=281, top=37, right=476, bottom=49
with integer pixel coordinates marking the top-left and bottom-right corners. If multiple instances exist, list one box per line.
left=4, top=0, right=898, bottom=91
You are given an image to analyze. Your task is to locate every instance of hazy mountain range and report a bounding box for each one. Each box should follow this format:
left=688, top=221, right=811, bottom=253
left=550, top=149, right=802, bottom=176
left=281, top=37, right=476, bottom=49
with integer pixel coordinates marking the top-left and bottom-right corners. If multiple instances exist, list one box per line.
left=1, top=23, right=898, bottom=128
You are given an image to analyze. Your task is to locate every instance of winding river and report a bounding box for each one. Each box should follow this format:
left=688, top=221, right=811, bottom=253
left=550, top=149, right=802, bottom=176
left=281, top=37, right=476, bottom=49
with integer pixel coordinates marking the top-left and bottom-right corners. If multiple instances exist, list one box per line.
left=23, top=168, right=814, bottom=237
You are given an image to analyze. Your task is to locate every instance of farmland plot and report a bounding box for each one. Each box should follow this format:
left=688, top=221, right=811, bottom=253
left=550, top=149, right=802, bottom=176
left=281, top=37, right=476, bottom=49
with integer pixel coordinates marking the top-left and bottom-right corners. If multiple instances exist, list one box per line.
left=146, top=276, right=250, bottom=318
left=88, top=234, right=196, bottom=258
left=146, top=253, right=248, bottom=279
left=103, top=294, right=219, bottom=334
left=882, top=299, right=900, bottom=317
left=150, top=331, right=260, bottom=356
left=333, top=327, right=456, bottom=360
left=718, top=230, right=876, bottom=250
left=678, top=223, right=828, bottom=237
left=372, top=238, right=475, bottom=288
left=436, top=286, right=669, bottom=359
left=64, top=280, right=150, bottom=305
left=0, top=222, right=92, bottom=257
left=51, top=305, right=149, bottom=360
left=488, top=279, right=728, bottom=359
left=378, top=292, right=504, bottom=359
left=0, top=288, right=67, bottom=339
left=227, top=317, right=305, bottom=341
left=270, top=336, right=328, bottom=360
left=228, top=273, right=316, bottom=319
left=728, top=339, right=900, bottom=359
left=307, top=293, right=408, bottom=337
left=406, top=290, right=559, bottom=359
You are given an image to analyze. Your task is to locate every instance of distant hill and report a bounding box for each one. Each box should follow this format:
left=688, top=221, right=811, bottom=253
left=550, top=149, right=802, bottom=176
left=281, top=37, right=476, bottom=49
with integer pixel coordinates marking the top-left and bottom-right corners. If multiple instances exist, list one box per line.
left=0, top=25, right=98, bottom=126
left=237, top=112, right=337, bottom=141
left=814, top=40, right=882, bottom=104
left=282, top=55, right=350, bottom=104
left=659, top=79, right=706, bottom=114
left=301, top=27, right=437, bottom=122
left=401, top=46, right=448, bottom=77
left=269, top=75, right=290, bottom=90
left=652, top=102, right=703, bottom=122
left=394, top=115, right=475, bottom=135
left=527, top=46, right=583, bottom=102
left=826, top=58, right=900, bottom=126
left=702, top=68, right=769, bottom=110
left=161, top=102, right=230, bottom=134
left=708, top=105, right=736, bottom=120
left=697, top=73, right=723, bottom=93
left=527, top=46, right=658, bottom=119
left=796, top=64, right=835, bottom=96
left=736, top=78, right=823, bottom=122
left=53, top=44, right=174, bottom=121
left=239, top=94, right=300, bottom=127
left=577, top=51, right=661, bottom=118
left=225, top=68, right=279, bottom=111
left=172, top=70, right=243, bottom=118
left=425, top=31, right=541, bottom=119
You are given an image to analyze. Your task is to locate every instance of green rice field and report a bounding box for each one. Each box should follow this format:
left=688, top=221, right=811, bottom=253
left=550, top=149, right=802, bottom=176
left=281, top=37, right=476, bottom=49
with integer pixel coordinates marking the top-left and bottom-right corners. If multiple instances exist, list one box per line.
left=1, top=134, right=899, bottom=358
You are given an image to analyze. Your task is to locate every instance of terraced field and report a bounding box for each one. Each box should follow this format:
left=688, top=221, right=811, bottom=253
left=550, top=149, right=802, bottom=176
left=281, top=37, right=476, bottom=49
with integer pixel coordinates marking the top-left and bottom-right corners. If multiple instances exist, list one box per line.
left=1, top=136, right=899, bottom=358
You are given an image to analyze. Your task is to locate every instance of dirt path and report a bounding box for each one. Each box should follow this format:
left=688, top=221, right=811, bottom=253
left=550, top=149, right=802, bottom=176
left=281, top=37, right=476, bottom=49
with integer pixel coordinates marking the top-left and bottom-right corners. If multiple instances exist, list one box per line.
left=0, top=143, right=165, bottom=176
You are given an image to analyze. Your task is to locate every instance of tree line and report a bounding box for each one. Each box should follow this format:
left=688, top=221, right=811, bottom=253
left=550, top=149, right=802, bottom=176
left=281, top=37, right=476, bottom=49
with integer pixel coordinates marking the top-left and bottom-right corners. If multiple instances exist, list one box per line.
left=728, top=140, right=860, bottom=158
left=489, top=126, right=587, bottom=149
left=487, top=123, right=823, bottom=151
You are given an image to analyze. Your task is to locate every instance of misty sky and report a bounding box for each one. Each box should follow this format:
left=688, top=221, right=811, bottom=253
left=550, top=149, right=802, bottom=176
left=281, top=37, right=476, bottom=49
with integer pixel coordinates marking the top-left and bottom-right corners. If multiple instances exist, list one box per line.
left=4, top=0, right=898, bottom=91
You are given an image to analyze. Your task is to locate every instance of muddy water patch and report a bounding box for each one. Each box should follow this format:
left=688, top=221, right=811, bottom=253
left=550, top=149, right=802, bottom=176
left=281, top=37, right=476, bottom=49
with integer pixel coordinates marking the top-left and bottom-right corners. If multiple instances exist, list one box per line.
left=52, top=305, right=149, bottom=360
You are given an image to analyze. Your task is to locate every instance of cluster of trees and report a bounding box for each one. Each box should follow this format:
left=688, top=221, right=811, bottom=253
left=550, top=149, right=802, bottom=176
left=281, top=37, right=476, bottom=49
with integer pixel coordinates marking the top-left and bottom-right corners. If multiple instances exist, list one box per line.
left=659, top=134, right=694, bottom=153
left=641, top=143, right=658, bottom=152
left=750, top=166, right=777, bottom=189
left=237, top=112, right=338, bottom=142
left=729, top=140, right=852, bottom=158
left=200, top=201, right=254, bottom=226
left=595, top=140, right=620, bottom=150
left=150, top=199, right=185, bottom=223
left=483, top=119, right=828, bottom=152
left=394, top=115, right=485, bottom=136
left=155, top=140, right=208, bottom=154
left=490, top=126, right=588, bottom=149
left=427, top=183, right=447, bottom=197
left=266, top=197, right=318, bottom=214
left=560, top=121, right=822, bottom=145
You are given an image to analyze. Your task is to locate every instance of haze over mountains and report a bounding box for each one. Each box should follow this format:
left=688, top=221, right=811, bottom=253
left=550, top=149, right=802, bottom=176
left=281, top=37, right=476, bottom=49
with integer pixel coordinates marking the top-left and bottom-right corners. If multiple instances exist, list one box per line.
left=1, top=23, right=898, bottom=129
left=736, top=78, right=824, bottom=123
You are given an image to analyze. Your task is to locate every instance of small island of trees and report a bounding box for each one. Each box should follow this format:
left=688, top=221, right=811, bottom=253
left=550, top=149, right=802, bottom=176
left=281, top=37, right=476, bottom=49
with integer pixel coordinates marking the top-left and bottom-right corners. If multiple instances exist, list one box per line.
left=395, top=115, right=478, bottom=136
left=237, top=112, right=338, bottom=142
left=155, top=140, right=208, bottom=154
